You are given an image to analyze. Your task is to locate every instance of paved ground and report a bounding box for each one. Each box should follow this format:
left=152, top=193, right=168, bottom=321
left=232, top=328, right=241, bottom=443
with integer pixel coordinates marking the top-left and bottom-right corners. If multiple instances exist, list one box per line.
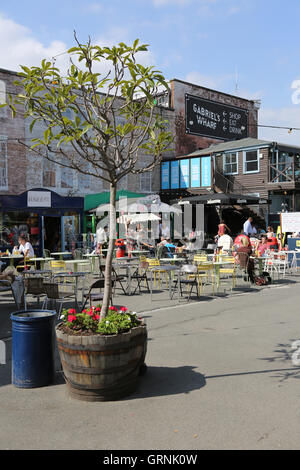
left=1, top=273, right=300, bottom=450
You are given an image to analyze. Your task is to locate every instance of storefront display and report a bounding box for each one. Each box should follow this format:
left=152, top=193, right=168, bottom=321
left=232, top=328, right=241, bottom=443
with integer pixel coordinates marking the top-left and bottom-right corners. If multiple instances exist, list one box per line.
left=0, top=189, right=84, bottom=256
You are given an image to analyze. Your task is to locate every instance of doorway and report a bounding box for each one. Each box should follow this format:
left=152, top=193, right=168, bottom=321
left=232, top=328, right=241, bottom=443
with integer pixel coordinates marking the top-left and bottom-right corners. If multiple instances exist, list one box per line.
left=44, top=216, right=61, bottom=253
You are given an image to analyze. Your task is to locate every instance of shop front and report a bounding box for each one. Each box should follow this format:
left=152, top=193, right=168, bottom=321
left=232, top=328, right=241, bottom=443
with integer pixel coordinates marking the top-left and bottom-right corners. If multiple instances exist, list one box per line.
left=0, top=189, right=84, bottom=256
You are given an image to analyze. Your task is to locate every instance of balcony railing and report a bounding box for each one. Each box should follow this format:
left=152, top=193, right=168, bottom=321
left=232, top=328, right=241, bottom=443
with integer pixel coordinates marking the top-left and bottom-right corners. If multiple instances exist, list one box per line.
left=269, top=161, right=300, bottom=183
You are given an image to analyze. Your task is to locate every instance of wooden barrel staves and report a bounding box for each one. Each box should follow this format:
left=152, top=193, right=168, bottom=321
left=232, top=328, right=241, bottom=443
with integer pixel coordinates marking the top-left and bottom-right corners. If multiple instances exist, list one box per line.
left=55, top=324, right=147, bottom=401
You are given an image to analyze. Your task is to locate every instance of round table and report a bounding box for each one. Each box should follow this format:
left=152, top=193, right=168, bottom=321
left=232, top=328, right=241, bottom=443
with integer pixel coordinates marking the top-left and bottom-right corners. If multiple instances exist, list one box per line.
left=0, top=255, right=23, bottom=267
left=50, top=252, right=72, bottom=260
left=29, top=257, right=54, bottom=269
left=64, top=259, right=91, bottom=273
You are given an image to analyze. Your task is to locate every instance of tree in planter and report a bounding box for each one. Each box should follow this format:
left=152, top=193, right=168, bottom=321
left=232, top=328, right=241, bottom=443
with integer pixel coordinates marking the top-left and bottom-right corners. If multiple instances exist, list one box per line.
left=6, top=36, right=173, bottom=319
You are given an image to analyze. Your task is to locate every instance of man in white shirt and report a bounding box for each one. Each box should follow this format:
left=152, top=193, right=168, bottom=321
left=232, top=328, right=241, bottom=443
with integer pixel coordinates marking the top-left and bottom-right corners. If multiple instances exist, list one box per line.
left=243, top=217, right=254, bottom=236
left=96, top=224, right=108, bottom=255
left=217, top=234, right=233, bottom=253
left=17, top=236, right=35, bottom=258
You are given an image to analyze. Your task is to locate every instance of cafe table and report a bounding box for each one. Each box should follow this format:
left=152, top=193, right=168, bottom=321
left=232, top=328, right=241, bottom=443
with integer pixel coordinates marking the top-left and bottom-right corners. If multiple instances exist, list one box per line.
left=83, top=253, right=101, bottom=272
left=29, top=257, right=54, bottom=270
left=0, top=255, right=23, bottom=267
left=113, top=257, right=139, bottom=295
left=199, top=260, right=234, bottom=290
left=50, top=251, right=71, bottom=260
left=64, top=259, right=91, bottom=273
left=53, top=272, right=86, bottom=309
left=149, top=264, right=180, bottom=302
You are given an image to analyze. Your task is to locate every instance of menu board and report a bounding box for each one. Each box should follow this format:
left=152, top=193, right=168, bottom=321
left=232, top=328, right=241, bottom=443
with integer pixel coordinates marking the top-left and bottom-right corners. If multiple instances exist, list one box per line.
left=185, top=94, right=248, bottom=140
left=281, top=213, right=300, bottom=233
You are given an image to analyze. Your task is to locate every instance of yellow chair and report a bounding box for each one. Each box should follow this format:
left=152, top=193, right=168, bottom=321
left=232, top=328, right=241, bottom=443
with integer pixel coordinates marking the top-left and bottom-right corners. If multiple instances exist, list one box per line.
left=50, top=260, right=66, bottom=274
left=146, top=258, right=168, bottom=288
left=193, top=254, right=208, bottom=264
left=219, top=256, right=236, bottom=289
left=16, top=256, right=37, bottom=272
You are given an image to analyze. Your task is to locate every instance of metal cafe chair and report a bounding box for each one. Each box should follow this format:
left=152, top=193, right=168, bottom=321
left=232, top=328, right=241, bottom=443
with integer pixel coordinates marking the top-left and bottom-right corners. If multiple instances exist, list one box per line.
left=24, top=276, right=47, bottom=308
left=42, top=282, right=76, bottom=319
left=128, top=261, right=150, bottom=295
left=171, top=264, right=201, bottom=301
left=82, top=278, right=114, bottom=310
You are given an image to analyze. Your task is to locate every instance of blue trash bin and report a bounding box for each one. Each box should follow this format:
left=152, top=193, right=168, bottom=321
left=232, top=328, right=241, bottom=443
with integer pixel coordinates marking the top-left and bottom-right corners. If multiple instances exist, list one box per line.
left=10, top=310, right=56, bottom=388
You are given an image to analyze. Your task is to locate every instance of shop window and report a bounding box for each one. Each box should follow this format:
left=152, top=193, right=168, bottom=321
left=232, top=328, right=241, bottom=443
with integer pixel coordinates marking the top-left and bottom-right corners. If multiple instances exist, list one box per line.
left=0, top=80, right=5, bottom=105
left=0, top=137, right=8, bottom=189
left=0, top=212, right=39, bottom=249
left=223, top=152, right=238, bottom=175
left=243, top=150, right=259, bottom=174
left=140, top=171, right=152, bottom=192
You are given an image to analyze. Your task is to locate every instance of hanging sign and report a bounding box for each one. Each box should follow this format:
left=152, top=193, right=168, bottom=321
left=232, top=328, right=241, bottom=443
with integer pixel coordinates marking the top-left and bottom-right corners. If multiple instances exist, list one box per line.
left=27, top=191, right=51, bottom=207
left=186, top=94, right=248, bottom=140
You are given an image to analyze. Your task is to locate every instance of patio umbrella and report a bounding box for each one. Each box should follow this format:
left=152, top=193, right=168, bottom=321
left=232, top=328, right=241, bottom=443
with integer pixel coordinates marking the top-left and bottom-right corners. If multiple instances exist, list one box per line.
left=116, top=213, right=160, bottom=223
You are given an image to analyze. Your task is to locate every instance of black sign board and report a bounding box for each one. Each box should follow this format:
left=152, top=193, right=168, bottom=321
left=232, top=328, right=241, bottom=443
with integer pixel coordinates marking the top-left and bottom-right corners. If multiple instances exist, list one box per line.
left=185, top=94, right=249, bottom=141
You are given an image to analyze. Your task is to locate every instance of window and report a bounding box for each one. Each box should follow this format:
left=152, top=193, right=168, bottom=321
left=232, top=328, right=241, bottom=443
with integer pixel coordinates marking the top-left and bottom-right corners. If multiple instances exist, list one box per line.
left=223, top=152, right=238, bottom=175
left=140, top=171, right=152, bottom=192
left=243, top=150, right=259, bottom=173
left=0, top=137, right=8, bottom=189
left=61, top=161, right=73, bottom=189
left=0, top=80, right=5, bottom=105
left=43, top=159, right=56, bottom=187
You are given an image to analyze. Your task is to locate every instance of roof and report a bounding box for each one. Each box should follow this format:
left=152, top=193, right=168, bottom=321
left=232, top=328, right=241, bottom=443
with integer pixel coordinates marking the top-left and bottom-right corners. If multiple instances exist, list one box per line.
left=84, top=190, right=147, bottom=211
left=174, top=193, right=270, bottom=206
left=185, top=138, right=272, bottom=158
left=182, top=137, right=300, bottom=158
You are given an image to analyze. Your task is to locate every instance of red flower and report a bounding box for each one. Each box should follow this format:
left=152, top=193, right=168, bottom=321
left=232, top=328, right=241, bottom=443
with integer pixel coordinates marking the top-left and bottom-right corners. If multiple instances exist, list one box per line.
left=109, top=306, right=118, bottom=311
left=94, top=307, right=101, bottom=312
left=67, top=315, right=77, bottom=322
left=94, top=314, right=100, bottom=320
left=87, top=309, right=94, bottom=316
left=68, top=308, right=76, bottom=314
left=120, top=306, right=127, bottom=312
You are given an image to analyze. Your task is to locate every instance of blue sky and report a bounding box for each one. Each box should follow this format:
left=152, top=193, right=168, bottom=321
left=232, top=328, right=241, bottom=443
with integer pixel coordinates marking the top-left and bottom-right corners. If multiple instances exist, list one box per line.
left=1, top=0, right=300, bottom=144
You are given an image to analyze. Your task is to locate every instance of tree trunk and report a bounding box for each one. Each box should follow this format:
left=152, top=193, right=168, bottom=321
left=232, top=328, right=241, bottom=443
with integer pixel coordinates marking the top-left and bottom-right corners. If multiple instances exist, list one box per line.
left=100, top=183, right=117, bottom=320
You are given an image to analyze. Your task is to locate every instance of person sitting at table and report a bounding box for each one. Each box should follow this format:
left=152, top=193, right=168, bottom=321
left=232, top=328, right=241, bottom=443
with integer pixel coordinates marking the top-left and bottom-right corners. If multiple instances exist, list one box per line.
left=236, top=236, right=255, bottom=283
left=15, top=235, right=35, bottom=259
left=164, top=238, right=177, bottom=258
left=217, top=229, right=233, bottom=255
left=256, top=235, right=269, bottom=256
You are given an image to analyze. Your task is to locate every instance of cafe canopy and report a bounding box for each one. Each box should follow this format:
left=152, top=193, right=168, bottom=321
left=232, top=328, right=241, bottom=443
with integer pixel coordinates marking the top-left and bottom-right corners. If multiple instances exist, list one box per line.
left=84, top=190, right=147, bottom=212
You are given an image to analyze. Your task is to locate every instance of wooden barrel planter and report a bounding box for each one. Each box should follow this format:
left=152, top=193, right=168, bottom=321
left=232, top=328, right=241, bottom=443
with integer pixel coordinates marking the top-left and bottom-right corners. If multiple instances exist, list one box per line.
left=55, top=324, right=147, bottom=401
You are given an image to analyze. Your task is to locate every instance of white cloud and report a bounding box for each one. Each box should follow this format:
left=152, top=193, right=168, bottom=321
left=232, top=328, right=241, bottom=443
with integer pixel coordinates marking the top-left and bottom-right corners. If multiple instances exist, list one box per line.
left=0, top=12, right=155, bottom=82
left=0, top=13, right=68, bottom=73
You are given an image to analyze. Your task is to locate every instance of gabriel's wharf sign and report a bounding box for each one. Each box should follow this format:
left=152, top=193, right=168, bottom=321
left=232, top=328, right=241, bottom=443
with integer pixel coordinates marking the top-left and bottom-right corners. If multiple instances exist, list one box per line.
left=185, top=94, right=249, bottom=141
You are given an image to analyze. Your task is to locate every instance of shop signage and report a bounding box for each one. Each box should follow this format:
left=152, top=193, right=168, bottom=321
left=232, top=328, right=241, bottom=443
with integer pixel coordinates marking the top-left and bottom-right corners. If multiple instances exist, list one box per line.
left=27, top=191, right=51, bottom=207
left=185, top=94, right=248, bottom=140
left=281, top=212, right=300, bottom=233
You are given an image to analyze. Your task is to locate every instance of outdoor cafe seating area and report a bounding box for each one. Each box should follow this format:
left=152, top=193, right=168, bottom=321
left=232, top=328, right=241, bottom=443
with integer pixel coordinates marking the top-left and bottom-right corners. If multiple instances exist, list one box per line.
left=0, top=238, right=298, bottom=320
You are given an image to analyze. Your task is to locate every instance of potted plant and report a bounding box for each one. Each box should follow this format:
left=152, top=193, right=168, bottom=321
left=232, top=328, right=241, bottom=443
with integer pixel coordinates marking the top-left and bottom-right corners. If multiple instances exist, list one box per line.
left=5, top=35, right=172, bottom=400
left=56, top=305, right=147, bottom=401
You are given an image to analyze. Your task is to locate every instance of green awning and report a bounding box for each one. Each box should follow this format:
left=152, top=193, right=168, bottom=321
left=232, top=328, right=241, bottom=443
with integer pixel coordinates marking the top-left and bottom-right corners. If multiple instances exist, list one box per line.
left=84, top=190, right=147, bottom=211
